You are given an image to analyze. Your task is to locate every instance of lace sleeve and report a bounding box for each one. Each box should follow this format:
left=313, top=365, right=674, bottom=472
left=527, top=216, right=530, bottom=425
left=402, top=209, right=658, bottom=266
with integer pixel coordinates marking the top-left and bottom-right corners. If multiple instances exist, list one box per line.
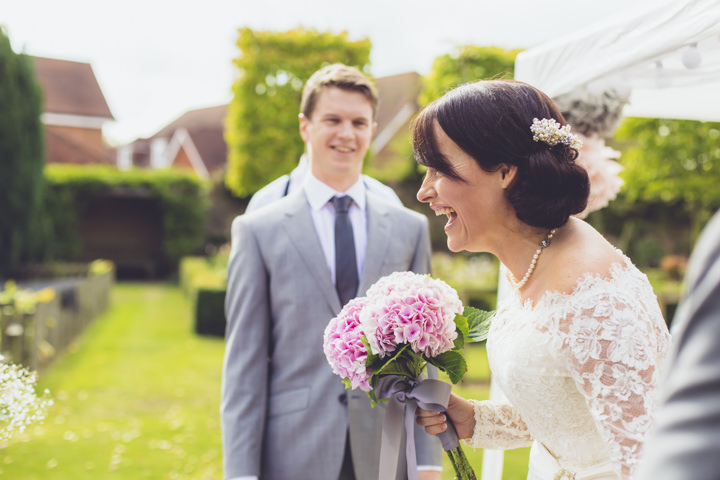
left=464, top=399, right=534, bottom=449
left=557, top=286, right=669, bottom=479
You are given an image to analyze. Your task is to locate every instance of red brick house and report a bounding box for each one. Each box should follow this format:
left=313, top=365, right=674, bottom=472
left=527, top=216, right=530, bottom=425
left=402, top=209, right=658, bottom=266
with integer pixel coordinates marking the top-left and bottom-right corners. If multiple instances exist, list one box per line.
left=32, top=56, right=115, bottom=165
left=117, top=105, right=227, bottom=179
left=369, top=71, right=423, bottom=178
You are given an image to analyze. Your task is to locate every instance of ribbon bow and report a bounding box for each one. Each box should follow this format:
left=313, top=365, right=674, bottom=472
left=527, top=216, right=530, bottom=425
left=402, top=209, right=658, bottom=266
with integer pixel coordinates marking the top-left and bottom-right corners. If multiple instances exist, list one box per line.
left=375, top=375, right=459, bottom=480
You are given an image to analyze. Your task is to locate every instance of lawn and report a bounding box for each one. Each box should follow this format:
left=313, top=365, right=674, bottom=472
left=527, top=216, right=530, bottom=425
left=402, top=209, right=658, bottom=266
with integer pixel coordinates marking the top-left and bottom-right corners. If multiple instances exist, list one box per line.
left=0, top=282, right=528, bottom=479
left=0, top=282, right=225, bottom=479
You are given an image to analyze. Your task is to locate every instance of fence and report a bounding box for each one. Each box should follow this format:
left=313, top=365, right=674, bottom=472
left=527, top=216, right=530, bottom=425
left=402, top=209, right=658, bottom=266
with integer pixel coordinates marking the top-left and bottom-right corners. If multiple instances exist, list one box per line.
left=0, top=269, right=113, bottom=371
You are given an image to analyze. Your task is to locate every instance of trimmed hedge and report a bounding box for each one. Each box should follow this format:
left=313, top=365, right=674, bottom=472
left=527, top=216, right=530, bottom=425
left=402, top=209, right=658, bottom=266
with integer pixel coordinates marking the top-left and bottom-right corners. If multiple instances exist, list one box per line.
left=194, top=288, right=226, bottom=337
left=179, top=256, right=227, bottom=337
left=44, top=165, right=209, bottom=265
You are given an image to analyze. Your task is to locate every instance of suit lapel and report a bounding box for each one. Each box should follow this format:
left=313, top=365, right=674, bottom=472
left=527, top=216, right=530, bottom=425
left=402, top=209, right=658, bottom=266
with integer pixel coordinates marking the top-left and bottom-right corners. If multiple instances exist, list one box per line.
left=359, top=193, right=392, bottom=295
left=280, top=188, right=342, bottom=313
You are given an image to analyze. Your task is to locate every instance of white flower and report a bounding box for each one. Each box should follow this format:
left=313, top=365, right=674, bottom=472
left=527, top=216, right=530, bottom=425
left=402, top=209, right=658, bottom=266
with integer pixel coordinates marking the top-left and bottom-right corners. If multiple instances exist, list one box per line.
left=0, top=363, right=53, bottom=440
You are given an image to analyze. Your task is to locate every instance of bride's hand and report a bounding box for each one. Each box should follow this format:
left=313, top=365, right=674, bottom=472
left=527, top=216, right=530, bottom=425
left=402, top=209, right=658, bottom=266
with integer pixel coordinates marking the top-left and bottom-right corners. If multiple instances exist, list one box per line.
left=416, top=393, right=476, bottom=440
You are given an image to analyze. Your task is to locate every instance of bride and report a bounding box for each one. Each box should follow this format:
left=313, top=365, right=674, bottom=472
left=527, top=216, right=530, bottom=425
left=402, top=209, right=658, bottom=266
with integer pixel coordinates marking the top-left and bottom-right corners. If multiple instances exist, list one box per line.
left=412, top=80, right=671, bottom=479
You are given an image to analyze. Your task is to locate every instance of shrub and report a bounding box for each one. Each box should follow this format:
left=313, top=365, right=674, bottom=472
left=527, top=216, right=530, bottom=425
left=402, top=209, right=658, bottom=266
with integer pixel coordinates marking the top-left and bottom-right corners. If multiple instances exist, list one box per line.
left=194, top=288, right=226, bottom=337
left=179, top=255, right=227, bottom=337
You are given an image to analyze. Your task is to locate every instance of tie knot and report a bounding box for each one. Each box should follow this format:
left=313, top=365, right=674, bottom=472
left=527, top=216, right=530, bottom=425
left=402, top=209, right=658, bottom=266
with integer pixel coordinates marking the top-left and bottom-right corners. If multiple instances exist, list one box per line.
left=332, top=195, right=353, bottom=214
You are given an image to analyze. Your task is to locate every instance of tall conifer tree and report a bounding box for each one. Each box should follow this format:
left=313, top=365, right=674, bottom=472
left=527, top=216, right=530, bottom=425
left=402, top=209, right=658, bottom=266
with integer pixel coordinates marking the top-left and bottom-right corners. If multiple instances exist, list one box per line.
left=0, top=28, right=46, bottom=277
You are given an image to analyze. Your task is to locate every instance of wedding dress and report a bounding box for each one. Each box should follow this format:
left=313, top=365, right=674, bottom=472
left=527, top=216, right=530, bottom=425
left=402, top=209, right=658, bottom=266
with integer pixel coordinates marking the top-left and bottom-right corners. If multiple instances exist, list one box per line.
left=467, top=255, right=671, bottom=480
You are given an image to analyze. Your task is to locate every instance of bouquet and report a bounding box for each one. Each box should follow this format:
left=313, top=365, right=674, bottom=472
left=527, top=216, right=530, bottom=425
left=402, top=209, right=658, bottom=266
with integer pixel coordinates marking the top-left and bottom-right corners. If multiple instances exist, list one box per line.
left=323, top=272, right=493, bottom=480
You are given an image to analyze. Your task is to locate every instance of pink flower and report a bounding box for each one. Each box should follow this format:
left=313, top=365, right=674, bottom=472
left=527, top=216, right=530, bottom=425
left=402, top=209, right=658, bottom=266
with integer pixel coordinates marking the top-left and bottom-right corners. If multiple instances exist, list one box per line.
left=323, top=297, right=372, bottom=391
left=574, top=133, right=624, bottom=218
left=360, top=272, right=462, bottom=358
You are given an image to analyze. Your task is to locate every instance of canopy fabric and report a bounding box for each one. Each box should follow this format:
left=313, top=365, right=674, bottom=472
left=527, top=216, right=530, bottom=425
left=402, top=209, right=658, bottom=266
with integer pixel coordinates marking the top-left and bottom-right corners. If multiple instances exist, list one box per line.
left=514, top=0, right=720, bottom=121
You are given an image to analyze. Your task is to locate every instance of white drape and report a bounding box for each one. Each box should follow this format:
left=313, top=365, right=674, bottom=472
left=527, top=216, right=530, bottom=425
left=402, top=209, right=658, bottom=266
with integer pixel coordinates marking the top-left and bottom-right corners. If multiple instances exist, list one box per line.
left=514, top=0, right=720, bottom=122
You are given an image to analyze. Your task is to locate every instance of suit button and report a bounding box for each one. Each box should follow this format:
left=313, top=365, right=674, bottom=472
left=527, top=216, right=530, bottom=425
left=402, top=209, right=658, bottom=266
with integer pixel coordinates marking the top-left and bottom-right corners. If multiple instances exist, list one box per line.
left=338, top=392, right=348, bottom=406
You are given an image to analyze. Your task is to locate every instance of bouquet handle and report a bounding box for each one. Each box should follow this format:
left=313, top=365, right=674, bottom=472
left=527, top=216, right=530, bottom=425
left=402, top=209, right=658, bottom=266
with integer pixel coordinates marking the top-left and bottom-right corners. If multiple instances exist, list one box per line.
left=441, top=416, right=477, bottom=480
left=375, top=376, right=476, bottom=480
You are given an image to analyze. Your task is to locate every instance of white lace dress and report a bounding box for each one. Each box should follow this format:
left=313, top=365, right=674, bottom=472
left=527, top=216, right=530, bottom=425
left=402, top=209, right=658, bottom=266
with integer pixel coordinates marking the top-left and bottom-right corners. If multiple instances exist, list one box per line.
left=466, top=256, right=671, bottom=479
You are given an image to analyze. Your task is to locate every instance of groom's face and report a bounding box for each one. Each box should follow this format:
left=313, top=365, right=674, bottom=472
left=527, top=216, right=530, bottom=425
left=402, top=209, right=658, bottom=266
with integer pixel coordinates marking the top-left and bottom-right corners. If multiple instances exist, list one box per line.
left=300, top=86, right=376, bottom=189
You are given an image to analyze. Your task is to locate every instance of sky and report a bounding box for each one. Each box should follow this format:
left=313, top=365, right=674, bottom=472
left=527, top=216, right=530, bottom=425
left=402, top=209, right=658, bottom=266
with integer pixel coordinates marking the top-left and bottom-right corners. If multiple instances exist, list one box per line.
left=4, top=0, right=660, bottom=146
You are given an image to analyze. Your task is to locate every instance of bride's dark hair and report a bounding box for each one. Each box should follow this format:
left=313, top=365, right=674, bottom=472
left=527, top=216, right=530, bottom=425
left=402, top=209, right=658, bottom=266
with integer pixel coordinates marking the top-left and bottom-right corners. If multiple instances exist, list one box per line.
left=412, top=80, right=589, bottom=229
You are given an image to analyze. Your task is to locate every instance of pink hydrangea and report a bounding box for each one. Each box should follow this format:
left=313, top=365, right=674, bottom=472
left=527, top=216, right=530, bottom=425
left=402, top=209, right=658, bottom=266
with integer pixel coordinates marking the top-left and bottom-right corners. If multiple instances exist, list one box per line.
left=323, top=297, right=372, bottom=391
left=574, top=133, right=624, bottom=218
left=360, top=272, right=462, bottom=358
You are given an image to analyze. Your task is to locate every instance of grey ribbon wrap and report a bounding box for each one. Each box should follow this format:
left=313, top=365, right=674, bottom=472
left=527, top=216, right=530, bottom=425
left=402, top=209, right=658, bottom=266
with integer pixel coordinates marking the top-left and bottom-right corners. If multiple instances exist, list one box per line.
left=375, top=375, right=460, bottom=480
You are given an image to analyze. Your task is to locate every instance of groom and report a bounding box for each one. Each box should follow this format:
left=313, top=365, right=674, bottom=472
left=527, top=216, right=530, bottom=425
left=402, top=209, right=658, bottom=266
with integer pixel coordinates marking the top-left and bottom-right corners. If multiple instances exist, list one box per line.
left=221, top=64, right=442, bottom=480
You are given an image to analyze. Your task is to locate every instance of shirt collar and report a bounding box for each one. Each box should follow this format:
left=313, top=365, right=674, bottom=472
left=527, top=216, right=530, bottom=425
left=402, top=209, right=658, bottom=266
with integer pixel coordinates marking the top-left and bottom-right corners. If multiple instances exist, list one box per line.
left=304, top=172, right=366, bottom=211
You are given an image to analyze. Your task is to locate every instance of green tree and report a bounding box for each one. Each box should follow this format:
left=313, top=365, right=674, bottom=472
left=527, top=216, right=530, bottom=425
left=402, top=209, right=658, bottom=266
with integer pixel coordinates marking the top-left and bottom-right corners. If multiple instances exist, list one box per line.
left=224, top=27, right=371, bottom=197
left=420, top=45, right=521, bottom=106
left=613, top=117, right=720, bottom=242
left=0, top=28, right=46, bottom=277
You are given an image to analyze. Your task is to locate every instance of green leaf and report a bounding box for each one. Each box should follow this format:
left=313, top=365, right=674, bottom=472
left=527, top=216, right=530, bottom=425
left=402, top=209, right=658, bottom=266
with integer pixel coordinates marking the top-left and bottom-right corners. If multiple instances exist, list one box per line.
left=428, top=350, right=467, bottom=384
left=376, top=361, right=416, bottom=378
left=453, top=312, right=469, bottom=348
left=465, top=307, right=495, bottom=343
left=374, top=345, right=426, bottom=379
left=367, top=388, right=381, bottom=407
left=361, top=336, right=379, bottom=369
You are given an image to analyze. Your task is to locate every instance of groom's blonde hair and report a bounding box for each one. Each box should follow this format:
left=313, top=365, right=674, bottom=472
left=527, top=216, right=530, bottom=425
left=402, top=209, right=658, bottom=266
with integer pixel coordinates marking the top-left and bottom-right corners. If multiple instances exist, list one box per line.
left=300, top=64, right=379, bottom=121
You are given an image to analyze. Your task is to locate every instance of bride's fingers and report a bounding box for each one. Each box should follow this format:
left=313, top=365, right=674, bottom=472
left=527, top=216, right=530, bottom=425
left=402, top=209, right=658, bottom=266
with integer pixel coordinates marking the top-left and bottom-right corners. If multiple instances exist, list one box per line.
left=416, top=412, right=448, bottom=435
left=415, top=412, right=443, bottom=424
left=415, top=410, right=447, bottom=427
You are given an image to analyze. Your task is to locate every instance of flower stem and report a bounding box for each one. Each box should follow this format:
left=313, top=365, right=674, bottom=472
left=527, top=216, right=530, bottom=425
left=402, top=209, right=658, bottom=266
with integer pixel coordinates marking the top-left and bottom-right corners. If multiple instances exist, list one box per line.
left=446, top=445, right=477, bottom=480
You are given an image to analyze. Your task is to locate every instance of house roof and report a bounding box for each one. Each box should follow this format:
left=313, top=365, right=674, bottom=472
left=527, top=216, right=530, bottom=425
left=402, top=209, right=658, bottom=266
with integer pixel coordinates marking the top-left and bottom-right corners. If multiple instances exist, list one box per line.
left=45, top=127, right=114, bottom=164
left=153, top=104, right=228, bottom=138
left=151, top=104, right=228, bottom=174
left=32, top=56, right=114, bottom=119
left=374, top=72, right=422, bottom=135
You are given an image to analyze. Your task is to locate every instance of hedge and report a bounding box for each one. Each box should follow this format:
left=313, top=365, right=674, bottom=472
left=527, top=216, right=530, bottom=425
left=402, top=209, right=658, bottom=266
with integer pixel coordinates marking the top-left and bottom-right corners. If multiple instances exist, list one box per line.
left=43, top=165, right=209, bottom=264
left=179, top=256, right=227, bottom=337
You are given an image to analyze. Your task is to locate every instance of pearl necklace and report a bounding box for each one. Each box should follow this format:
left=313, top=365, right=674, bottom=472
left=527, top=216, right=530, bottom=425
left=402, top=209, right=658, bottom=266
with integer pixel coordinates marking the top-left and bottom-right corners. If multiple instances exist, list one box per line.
left=507, top=228, right=557, bottom=290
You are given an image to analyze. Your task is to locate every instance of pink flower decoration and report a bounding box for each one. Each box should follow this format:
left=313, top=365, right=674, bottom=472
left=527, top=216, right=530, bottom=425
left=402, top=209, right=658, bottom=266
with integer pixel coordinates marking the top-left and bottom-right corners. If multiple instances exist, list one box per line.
left=361, top=272, right=462, bottom=358
left=323, top=297, right=372, bottom=391
left=574, top=133, right=624, bottom=218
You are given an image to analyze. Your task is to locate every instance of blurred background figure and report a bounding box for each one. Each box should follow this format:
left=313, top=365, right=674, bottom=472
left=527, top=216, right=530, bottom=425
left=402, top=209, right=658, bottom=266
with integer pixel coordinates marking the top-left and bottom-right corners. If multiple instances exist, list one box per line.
left=637, top=209, right=720, bottom=480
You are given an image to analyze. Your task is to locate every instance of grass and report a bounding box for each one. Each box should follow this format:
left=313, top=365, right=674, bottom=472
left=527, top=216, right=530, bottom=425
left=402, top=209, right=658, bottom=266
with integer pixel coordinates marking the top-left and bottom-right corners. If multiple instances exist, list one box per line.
left=0, top=282, right=225, bottom=479
left=0, top=282, right=529, bottom=479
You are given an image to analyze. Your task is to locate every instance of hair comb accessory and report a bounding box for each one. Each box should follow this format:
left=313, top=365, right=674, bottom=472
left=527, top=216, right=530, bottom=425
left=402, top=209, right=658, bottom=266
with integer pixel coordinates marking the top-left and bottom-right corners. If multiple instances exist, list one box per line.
left=530, top=118, right=583, bottom=150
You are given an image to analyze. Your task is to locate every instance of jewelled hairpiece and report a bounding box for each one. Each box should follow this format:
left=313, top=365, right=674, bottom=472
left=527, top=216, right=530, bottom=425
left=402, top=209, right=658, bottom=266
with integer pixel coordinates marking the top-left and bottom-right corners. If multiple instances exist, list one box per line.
left=530, top=118, right=583, bottom=150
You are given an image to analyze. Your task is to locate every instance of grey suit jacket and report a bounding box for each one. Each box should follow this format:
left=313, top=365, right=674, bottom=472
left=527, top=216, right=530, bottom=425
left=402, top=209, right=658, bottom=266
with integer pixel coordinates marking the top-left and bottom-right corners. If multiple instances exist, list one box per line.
left=221, top=187, right=442, bottom=479
left=637, top=210, right=720, bottom=480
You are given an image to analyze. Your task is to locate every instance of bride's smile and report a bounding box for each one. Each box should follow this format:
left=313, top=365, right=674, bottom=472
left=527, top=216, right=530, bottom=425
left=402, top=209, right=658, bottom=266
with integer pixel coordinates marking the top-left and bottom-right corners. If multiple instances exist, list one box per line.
left=417, top=121, right=515, bottom=254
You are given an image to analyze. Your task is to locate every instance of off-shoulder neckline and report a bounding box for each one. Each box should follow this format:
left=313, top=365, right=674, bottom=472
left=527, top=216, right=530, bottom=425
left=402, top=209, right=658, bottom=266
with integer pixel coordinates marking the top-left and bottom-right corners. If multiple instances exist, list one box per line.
left=504, top=253, right=645, bottom=311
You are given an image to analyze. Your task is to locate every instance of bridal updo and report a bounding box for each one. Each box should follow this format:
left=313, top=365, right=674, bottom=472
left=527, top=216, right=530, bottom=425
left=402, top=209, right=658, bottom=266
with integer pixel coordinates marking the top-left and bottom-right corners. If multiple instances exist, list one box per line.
left=412, top=80, right=590, bottom=230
